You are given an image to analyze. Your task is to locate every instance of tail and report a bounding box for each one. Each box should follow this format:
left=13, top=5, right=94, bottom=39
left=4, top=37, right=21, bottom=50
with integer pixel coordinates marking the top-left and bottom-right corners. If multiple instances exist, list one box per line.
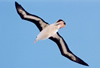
left=33, top=39, right=38, bottom=44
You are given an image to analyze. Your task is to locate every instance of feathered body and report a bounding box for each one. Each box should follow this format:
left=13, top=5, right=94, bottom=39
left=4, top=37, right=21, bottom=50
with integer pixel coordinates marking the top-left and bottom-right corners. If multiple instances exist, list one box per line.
left=36, top=23, right=60, bottom=40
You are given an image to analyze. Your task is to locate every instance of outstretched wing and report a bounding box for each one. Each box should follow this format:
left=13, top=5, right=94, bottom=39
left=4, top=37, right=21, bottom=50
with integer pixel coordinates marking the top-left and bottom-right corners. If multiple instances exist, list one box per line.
left=15, top=1, right=88, bottom=66
left=49, top=33, right=89, bottom=66
left=15, top=2, right=49, bottom=31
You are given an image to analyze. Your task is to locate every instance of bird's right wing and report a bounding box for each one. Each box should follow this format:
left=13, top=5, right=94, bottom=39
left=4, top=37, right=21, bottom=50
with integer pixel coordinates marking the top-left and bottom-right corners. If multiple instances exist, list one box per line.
left=15, top=2, right=49, bottom=31
left=49, top=33, right=89, bottom=66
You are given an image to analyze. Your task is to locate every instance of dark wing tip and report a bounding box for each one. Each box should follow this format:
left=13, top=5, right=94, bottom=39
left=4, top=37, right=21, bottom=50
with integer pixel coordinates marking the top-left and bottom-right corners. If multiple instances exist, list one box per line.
left=72, top=55, right=89, bottom=66
left=15, top=1, right=20, bottom=11
left=63, top=53, right=89, bottom=66
left=15, top=1, right=19, bottom=7
left=15, top=1, right=26, bottom=19
left=77, top=58, right=89, bottom=66
left=15, top=1, right=22, bottom=9
left=80, top=61, right=89, bottom=66
left=83, top=62, right=89, bottom=66
left=15, top=1, right=17, bottom=4
left=81, top=61, right=89, bottom=66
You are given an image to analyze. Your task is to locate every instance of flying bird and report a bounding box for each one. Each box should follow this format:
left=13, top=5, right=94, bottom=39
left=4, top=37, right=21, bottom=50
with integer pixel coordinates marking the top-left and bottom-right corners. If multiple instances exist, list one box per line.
left=34, top=20, right=66, bottom=44
left=15, top=2, right=89, bottom=66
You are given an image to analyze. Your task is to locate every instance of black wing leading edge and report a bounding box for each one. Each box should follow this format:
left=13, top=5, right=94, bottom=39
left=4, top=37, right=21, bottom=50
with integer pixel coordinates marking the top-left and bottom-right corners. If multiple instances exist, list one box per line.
left=15, top=2, right=89, bottom=66
left=49, top=33, right=88, bottom=66
left=15, top=2, right=48, bottom=31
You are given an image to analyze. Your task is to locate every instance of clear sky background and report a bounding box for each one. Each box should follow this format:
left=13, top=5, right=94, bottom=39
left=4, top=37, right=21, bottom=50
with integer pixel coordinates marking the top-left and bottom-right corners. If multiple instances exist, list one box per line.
left=0, top=0, right=100, bottom=68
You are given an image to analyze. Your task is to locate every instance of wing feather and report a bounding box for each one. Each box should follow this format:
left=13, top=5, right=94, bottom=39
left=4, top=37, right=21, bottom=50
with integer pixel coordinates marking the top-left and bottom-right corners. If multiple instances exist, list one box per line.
left=15, top=2, right=48, bottom=31
left=15, top=1, right=88, bottom=66
left=49, top=33, right=89, bottom=66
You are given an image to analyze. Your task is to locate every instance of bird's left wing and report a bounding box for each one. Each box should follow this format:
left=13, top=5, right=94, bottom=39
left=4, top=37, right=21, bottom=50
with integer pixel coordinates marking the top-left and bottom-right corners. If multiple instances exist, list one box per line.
left=15, top=2, right=49, bottom=31
left=49, top=33, right=89, bottom=66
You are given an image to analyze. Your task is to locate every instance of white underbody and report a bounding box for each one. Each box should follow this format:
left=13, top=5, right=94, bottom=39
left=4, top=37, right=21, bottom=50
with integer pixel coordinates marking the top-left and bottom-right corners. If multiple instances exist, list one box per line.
left=36, top=24, right=60, bottom=41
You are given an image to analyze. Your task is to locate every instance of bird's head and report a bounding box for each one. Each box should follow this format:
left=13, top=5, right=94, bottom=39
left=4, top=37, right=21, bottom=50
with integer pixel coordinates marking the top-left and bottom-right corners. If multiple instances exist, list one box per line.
left=56, top=19, right=66, bottom=28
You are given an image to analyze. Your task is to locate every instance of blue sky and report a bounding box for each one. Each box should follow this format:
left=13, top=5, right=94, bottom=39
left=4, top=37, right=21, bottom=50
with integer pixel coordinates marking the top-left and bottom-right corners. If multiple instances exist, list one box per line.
left=0, top=0, right=100, bottom=68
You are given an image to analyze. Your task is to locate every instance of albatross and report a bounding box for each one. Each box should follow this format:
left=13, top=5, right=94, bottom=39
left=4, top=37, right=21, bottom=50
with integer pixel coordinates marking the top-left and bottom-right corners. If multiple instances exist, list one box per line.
left=34, top=19, right=66, bottom=44
left=15, top=2, right=89, bottom=66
